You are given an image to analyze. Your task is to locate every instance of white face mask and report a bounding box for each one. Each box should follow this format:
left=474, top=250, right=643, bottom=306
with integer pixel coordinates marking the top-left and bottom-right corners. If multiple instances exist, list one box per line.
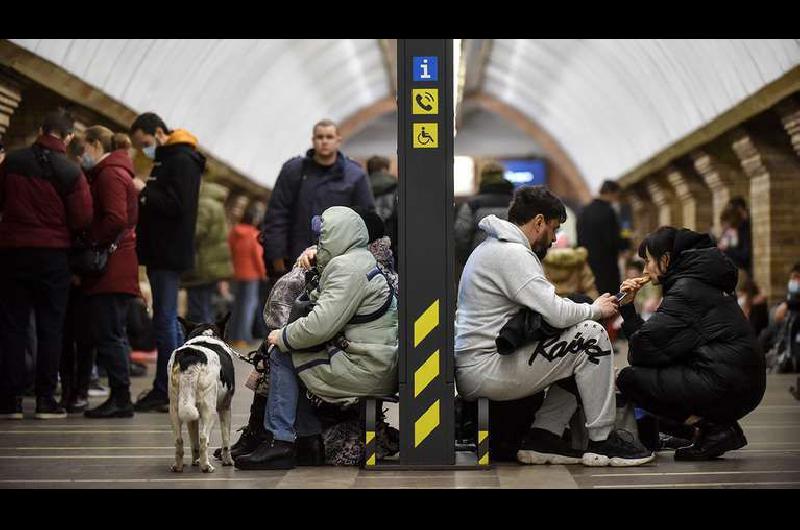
left=80, top=153, right=96, bottom=170
left=789, top=279, right=799, bottom=296
left=142, top=145, right=156, bottom=160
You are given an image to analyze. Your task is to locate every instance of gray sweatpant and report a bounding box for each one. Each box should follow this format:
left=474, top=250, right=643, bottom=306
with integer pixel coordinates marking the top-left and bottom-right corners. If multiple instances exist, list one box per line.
left=456, top=320, right=616, bottom=441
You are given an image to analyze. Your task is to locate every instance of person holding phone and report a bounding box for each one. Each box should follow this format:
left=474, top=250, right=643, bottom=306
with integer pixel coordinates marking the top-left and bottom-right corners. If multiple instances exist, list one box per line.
left=615, top=226, right=765, bottom=461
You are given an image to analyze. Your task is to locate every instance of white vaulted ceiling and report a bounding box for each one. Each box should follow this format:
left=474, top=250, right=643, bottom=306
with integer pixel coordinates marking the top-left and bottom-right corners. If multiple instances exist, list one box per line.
left=484, top=39, right=800, bottom=190
left=10, top=39, right=390, bottom=188
left=10, top=39, right=800, bottom=191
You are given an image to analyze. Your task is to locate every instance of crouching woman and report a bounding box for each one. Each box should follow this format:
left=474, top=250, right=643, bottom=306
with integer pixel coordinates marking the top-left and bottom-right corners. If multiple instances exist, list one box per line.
left=616, top=227, right=765, bottom=461
left=235, top=206, right=398, bottom=470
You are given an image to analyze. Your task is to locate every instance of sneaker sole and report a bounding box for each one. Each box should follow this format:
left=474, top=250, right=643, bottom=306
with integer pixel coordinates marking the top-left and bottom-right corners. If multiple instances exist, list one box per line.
left=517, top=449, right=583, bottom=465
left=0, top=414, right=24, bottom=420
left=582, top=451, right=656, bottom=467
left=34, top=412, right=68, bottom=420
left=674, top=437, right=747, bottom=461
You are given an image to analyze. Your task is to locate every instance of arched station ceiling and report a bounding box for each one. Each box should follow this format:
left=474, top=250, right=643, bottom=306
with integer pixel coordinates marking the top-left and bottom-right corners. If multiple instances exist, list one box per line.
left=10, top=39, right=800, bottom=191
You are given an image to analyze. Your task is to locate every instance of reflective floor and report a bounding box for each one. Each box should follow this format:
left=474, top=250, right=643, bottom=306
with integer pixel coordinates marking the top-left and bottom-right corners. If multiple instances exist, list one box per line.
left=1, top=347, right=798, bottom=489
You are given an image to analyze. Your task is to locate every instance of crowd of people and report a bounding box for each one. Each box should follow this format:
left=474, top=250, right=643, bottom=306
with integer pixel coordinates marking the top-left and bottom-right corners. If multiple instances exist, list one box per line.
left=0, top=108, right=794, bottom=470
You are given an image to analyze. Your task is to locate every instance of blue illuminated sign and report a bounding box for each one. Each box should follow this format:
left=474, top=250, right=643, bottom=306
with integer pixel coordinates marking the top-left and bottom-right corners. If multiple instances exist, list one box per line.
left=413, top=56, right=438, bottom=82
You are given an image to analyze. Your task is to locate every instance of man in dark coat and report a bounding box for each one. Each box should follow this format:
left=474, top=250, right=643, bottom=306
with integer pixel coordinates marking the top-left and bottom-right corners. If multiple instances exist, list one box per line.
left=616, top=227, right=766, bottom=461
left=0, top=109, right=93, bottom=419
left=454, top=160, right=515, bottom=272
left=576, top=180, right=629, bottom=296
left=259, top=119, right=374, bottom=280
left=129, top=112, right=205, bottom=411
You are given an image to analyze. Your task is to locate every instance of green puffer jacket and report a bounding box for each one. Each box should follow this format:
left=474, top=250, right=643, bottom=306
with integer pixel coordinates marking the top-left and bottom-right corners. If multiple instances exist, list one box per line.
left=275, top=206, right=398, bottom=405
left=182, top=182, right=234, bottom=287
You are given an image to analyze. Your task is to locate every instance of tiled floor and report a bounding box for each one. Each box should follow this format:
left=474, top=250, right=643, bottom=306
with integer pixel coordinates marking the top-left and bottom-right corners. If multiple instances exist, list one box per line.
left=1, top=346, right=798, bottom=489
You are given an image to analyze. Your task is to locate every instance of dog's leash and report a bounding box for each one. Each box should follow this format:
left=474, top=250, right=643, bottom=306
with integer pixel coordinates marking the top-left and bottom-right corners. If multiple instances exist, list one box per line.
left=230, top=342, right=271, bottom=374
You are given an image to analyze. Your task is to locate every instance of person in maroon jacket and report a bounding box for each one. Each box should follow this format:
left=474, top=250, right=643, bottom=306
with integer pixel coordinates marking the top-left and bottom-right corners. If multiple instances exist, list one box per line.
left=79, top=126, right=140, bottom=419
left=0, top=109, right=93, bottom=420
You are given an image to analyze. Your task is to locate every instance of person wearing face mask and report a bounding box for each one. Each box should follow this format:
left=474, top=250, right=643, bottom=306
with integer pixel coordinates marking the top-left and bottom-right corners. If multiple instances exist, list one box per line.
left=616, top=226, right=766, bottom=460
left=759, top=262, right=800, bottom=373
left=455, top=186, right=654, bottom=467
left=576, top=180, right=630, bottom=298
left=128, top=112, right=204, bottom=412
left=235, top=206, right=397, bottom=470
left=0, top=109, right=93, bottom=420
left=76, top=126, right=140, bottom=418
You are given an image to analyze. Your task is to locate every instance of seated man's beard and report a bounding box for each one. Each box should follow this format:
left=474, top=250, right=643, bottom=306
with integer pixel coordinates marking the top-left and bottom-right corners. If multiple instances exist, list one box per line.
left=532, top=241, right=549, bottom=260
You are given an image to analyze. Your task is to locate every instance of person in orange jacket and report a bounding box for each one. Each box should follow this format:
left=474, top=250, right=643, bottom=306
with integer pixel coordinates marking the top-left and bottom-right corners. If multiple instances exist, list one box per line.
left=228, top=207, right=267, bottom=349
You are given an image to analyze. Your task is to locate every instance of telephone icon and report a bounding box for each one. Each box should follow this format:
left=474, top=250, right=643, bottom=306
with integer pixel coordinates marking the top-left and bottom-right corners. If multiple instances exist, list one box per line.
left=412, top=88, right=439, bottom=115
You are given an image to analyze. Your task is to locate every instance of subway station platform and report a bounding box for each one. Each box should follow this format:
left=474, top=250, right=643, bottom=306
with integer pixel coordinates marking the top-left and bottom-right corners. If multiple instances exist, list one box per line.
left=1, top=345, right=798, bottom=489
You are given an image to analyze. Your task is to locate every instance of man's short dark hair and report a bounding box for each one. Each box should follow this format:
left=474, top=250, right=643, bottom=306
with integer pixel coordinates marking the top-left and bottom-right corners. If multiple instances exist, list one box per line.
left=791, top=262, right=800, bottom=275
left=507, top=185, right=567, bottom=226
left=599, top=180, right=621, bottom=196
left=130, top=112, right=170, bottom=136
left=367, top=156, right=390, bottom=174
left=41, top=109, right=75, bottom=139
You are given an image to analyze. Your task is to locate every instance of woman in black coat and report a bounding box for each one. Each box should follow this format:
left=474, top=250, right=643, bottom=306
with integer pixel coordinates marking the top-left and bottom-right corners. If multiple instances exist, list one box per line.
left=616, top=227, right=765, bottom=461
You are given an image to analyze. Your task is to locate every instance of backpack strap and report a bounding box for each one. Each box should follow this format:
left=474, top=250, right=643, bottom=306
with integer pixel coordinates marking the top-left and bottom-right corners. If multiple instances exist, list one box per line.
left=348, top=266, right=395, bottom=325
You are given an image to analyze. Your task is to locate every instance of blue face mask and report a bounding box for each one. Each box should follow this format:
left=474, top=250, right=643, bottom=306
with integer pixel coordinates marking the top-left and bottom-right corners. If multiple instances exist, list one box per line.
left=81, top=153, right=96, bottom=170
left=142, top=145, right=156, bottom=160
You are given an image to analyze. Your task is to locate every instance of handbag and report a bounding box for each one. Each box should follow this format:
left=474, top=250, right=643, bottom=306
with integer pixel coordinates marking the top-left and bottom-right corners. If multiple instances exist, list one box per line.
left=69, top=230, right=125, bottom=277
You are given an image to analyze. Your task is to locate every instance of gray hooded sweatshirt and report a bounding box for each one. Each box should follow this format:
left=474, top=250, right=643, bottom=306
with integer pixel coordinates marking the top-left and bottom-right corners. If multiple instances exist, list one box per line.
left=455, top=215, right=602, bottom=373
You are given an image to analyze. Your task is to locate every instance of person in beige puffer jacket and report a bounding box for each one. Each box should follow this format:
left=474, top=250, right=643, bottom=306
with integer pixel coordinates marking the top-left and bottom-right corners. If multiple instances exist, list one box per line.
left=542, top=245, right=599, bottom=301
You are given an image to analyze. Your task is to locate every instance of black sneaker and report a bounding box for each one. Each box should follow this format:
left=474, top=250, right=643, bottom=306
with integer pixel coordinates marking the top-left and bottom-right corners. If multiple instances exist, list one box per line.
left=583, top=429, right=655, bottom=467
left=658, top=432, right=693, bottom=451
left=214, top=426, right=268, bottom=461
left=35, top=396, right=67, bottom=419
left=674, top=422, right=747, bottom=461
left=234, top=439, right=296, bottom=470
left=64, top=395, right=89, bottom=414
left=133, top=389, right=169, bottom=413
left=0, top=396, right=23, bottom=420
left=85, top=395, right=134, bottom=419
left=517, top=428, right=584, bottom=465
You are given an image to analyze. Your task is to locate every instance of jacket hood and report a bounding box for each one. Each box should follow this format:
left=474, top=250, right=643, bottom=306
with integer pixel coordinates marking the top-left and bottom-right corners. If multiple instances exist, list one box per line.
left=35, top=135, right=66, bottom=153
left=478, top=215, right=531, bottom=250
left=662, top=229, right=738, bottom=294
left=369, top=170, right=398, bottom=196
left=316, top=206, right=369, bottom=271
left=165, top=129, right=198, bottom=148
left=543, top=247, right=588, bottom=268
left=93, top=149, right=134, bottom=178
left=200, top=181, right=228, bottom=203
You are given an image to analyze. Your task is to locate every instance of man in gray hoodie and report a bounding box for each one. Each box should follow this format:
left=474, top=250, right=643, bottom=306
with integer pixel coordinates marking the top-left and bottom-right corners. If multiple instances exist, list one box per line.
left=456, top=186, right=653, bottom=467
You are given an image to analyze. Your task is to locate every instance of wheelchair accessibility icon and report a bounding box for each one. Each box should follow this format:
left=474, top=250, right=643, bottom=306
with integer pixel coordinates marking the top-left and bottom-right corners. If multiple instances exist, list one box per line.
left=413, top=123, right=438, bottom=149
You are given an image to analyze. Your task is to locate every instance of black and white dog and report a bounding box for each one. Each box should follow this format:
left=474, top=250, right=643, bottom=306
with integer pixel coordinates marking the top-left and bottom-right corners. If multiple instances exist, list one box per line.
left=168, top=315, right=236, bottom=473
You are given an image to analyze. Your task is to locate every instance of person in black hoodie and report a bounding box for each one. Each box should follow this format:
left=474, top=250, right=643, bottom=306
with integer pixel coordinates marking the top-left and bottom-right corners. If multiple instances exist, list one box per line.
left=129, top=112, right=205, bottom=412
left=616, top=226, right=766, bottom=461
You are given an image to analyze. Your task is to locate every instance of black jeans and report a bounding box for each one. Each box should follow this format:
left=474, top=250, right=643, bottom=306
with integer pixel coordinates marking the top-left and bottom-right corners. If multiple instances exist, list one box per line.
left=87, top=293, right=133, bottom=393
left=60, top=285, right=93, bottom=401
left=0, top=248, right=71, bottom=400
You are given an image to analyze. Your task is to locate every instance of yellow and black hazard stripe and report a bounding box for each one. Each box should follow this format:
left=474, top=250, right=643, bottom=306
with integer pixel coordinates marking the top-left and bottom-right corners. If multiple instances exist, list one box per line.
left=364, top=398, right=378, bottom=467
left=413, top=299, right=441, bottom=448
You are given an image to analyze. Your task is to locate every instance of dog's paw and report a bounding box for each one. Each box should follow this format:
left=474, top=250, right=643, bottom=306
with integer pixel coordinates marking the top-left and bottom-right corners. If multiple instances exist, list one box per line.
left=171, top=464, right=184, bottom=473
left=222, top=454, right=234, bottom=467
left=201, top=463, right=215, bottom=473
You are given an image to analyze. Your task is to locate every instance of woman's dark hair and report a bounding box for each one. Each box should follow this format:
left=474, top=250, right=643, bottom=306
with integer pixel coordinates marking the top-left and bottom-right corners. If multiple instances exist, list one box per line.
left=242, top=206, right=258, bottom=226
left=638, top=226, right=677, bottom=262
left=507, top=185, right=567, bottom=225
left=352, top=207, right=385, bottom=243
left=130, top=112, right=171, bottom=136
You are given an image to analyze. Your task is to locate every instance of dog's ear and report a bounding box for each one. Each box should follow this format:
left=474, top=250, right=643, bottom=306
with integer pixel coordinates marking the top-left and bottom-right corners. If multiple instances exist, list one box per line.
left=216, top=312, right=232, bottom=340
left=177, top=316, right=199, bottom=338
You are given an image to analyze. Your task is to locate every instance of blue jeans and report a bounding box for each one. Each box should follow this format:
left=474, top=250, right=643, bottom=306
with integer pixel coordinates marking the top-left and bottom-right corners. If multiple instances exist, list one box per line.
left=265, top=348, right=321, bottom=442
left=186, top=283, right=216, bottom=324
left=148, top=269, right=183, bottom=395
left=230, top=280, right=259, bottom=342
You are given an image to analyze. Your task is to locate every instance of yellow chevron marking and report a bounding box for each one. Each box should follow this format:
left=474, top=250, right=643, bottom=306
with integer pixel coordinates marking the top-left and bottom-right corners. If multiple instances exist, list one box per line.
left=366, top=431, right=375, bottom=445
left=414, top=350, right=440, bottom=398
left=478, top=430, right=488, bottom=444
left=479, top=453, right=489, bottom=465
left=414, top=300, right=439, bottom=347
left=414, top=400, right=440, bottom=448
left=366, top=454, right=376, bottom=466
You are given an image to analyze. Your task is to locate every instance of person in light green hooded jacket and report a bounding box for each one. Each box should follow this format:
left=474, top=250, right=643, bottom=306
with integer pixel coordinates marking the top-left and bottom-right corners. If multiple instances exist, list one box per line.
left=235, top=206, right=398, bottom=471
